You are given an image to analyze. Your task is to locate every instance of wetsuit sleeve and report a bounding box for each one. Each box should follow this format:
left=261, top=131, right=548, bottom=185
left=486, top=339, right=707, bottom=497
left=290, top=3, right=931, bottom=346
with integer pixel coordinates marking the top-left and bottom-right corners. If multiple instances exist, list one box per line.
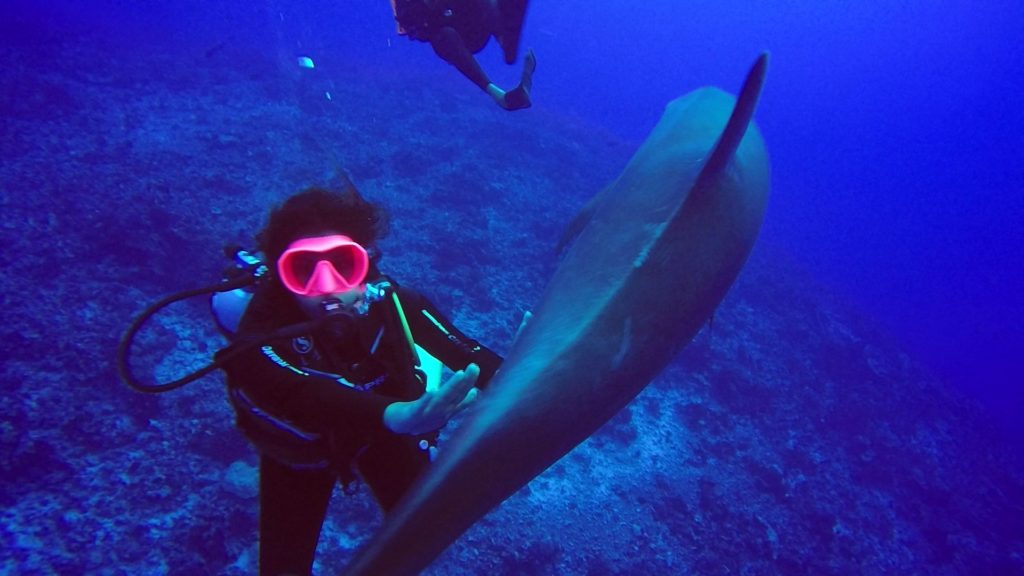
left=396, top=287, right=503, bottom=388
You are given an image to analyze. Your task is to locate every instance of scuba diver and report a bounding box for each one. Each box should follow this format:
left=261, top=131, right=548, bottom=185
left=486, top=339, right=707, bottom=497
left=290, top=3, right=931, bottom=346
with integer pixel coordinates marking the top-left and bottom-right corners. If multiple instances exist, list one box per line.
left=390, top=0, right=536, bottom=110
left=118, top=179, right=503, bottom=575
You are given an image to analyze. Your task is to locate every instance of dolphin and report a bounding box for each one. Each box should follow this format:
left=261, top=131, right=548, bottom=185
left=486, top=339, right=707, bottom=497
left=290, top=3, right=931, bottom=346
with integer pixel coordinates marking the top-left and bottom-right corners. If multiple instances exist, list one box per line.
left=343, top=52, right=772, bottom=575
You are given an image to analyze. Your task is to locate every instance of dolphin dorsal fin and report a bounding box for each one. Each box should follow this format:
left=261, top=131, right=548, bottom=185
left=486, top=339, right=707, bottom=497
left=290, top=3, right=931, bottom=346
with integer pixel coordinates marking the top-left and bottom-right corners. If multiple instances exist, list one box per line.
left=690, top=52, right=769, bottom=199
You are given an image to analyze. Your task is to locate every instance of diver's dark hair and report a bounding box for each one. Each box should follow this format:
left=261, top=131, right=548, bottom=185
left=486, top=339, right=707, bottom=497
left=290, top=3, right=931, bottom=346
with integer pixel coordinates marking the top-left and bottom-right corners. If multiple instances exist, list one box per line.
left=258, top=181, right=390, bottom=267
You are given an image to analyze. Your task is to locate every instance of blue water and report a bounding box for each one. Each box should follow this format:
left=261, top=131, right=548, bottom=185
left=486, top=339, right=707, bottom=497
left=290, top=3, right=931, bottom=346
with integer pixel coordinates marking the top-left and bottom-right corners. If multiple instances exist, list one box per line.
left=3, top=0, right=1023, bottom=573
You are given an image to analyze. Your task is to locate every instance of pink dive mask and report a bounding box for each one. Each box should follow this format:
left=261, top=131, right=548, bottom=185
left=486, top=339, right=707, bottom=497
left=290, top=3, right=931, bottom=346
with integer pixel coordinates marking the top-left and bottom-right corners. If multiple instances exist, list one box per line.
left=276, top=234, right=370, bottom=297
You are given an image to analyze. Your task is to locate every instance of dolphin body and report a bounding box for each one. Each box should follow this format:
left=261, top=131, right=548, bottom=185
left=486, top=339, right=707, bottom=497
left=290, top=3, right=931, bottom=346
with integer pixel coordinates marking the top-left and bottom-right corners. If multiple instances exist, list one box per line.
left=343, top=53, right=772, bottom=575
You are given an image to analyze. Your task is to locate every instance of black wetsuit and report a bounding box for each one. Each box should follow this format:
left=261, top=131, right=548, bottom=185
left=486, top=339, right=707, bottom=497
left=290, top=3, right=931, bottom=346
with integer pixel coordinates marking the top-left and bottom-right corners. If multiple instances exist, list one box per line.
left=217, top=277, right=501, bottom=575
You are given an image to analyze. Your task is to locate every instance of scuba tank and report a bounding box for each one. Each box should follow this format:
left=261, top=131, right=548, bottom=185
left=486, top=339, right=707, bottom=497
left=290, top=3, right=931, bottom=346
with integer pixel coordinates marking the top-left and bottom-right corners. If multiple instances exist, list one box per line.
left=210, top=246, right=265, bottom=337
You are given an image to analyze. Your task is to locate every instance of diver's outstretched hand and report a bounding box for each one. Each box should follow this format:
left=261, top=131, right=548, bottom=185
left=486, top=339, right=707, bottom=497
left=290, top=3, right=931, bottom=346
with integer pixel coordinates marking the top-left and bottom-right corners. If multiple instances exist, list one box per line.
left=383, top=364, right=480, bottom=435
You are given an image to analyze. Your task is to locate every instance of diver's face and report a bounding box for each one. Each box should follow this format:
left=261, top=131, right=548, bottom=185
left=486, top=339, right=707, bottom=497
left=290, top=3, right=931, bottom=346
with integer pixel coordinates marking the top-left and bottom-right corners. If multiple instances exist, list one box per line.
left=294, top=286, right=366, bottom=319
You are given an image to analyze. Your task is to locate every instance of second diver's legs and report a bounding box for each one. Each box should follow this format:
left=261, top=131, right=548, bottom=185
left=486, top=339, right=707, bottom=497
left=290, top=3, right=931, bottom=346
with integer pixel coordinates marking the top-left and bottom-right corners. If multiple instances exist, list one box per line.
left=431, top=25, right=535, bottom=111
left=258, top=457, right=336, bottom=576
left=430, top=26, right=492, bottom=90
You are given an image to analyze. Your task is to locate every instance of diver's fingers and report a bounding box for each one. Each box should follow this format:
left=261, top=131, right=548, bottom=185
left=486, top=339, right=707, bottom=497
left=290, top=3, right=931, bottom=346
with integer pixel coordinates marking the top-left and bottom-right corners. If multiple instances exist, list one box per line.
left=454, top=363, right=480, bottom=393
left=454, top=387, right=479, bottom=414
left=440, top=363, right=479, bottom=401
